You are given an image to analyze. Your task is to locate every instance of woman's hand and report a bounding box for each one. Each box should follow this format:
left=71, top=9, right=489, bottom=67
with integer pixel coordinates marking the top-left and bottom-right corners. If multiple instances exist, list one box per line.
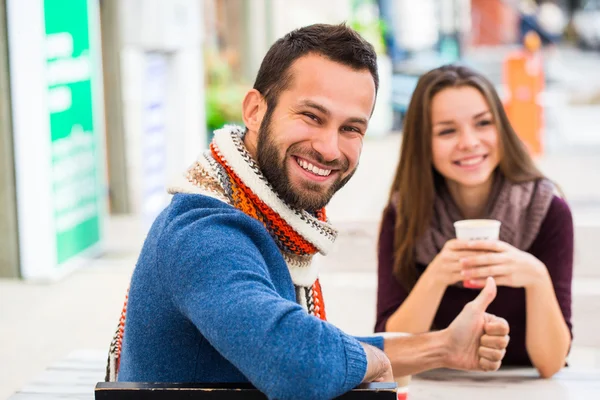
left=426, top=239, right=485, bottom=288
left=459, top=240, right=548, bottom=289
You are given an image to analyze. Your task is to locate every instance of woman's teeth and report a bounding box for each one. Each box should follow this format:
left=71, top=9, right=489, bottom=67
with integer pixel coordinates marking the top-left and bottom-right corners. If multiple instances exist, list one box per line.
left=457, top=156, right=485, bottom=166
left=296, top=158, right=331, bottom=176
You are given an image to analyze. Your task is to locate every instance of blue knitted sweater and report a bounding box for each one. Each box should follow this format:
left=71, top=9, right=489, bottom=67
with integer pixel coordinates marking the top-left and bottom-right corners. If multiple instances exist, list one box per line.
left=118, top=194, right=384, bottom=399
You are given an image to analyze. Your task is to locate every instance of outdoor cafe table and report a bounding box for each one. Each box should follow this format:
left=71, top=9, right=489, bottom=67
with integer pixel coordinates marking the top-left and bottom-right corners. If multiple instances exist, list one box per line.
left=408, top=367, right=600, bottom=399
left=9, top=350, right=600, bottom=399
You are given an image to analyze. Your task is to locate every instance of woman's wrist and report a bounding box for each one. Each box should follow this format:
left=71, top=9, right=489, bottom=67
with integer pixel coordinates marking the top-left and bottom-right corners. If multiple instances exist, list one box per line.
left=422, top=266, right=449, bottom=292
left=526, top=259, right=551, bottom=290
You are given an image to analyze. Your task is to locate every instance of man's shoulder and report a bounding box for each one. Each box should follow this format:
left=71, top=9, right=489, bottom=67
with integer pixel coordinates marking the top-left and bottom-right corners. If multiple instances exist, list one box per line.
left=162, top=192, right=256, bottom=228
left=147, top=193, right=281, bottom=286
left=163, top=193, right=244, bottom=222
left=158, top=193, right=270, bottom=248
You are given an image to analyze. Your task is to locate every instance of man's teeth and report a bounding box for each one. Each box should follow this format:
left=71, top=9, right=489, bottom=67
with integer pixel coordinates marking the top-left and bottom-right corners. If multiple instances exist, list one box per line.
left=296, top=158, right=331, bottom=176
left=458, top=156, right=484, bottom=166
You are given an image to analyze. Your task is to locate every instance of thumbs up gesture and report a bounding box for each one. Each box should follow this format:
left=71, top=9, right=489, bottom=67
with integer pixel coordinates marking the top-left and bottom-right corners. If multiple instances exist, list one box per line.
left=445, top=277, right=511, bottom=371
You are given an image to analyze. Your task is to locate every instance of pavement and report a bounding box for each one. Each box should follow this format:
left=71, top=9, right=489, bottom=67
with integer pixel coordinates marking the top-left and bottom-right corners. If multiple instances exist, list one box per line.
left=2, top=46, right=600, bottom=400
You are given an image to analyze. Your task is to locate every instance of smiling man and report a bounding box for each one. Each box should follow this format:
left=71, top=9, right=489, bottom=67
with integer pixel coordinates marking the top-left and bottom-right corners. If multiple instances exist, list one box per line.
left=111, top=24, right=510, bottom=400
left=247, top=53, right=371, bottom=211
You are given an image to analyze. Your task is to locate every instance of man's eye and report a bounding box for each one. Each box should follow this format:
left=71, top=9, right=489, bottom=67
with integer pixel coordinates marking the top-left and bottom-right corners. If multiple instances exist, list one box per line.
left=303, top=113, right=319, bottom=122
left=342, top=126, right=361, bottom=134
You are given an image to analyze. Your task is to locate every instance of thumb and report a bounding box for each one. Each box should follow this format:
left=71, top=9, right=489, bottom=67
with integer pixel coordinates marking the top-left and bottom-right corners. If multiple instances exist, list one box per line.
left=470, top=277, right=497, bottom=312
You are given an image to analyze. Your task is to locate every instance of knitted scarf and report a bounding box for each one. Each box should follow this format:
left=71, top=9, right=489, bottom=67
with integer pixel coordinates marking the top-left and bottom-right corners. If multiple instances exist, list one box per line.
left=106, top=125, right=338, bottom=381
left=415, top=171, right=556, bottom=267
left=171, top=125, right=337, bottom=311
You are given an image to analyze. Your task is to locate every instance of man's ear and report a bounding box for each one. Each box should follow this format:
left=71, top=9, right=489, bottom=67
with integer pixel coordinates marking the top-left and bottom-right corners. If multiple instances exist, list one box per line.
left=242, top=89, right=267, bottom=133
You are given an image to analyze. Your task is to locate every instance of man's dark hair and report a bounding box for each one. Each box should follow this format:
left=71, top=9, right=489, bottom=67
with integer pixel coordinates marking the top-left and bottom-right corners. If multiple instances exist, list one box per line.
left=253, top=23, right=379, bottom=110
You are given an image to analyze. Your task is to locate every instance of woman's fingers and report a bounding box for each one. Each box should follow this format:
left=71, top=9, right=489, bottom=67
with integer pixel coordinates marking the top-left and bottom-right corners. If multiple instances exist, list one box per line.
left=465, top=240, right=511, bottom=253
left=462, top=265, right=510, bottom=279
left=464, top=275, right=514, bottom=288
left=460, top=253, right=508, bottom=268
left=444, top=239, right=472, bottom=251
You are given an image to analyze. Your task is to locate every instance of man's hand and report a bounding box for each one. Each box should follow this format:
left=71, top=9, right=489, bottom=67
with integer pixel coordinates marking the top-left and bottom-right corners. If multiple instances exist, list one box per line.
left=361, top=343, right=394, bottom=383
left=378, top=278, right=508, bottom=378
left=444, top=277, right=510, bottom=371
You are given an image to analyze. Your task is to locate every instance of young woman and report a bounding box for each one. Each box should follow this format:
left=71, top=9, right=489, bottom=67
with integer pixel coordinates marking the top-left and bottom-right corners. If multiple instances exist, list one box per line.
left=375, top=65, right=573, bottom=378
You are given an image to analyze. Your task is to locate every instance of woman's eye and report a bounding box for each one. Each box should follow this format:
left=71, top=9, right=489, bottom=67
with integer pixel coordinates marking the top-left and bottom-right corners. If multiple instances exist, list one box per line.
left=477, top=119, right=492, bottom=127
left=438, top=129, right=455, bottom=136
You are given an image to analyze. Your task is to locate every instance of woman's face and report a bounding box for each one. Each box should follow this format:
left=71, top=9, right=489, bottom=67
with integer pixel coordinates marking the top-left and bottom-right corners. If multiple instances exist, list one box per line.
left=430, top=86, right=501, bottom=191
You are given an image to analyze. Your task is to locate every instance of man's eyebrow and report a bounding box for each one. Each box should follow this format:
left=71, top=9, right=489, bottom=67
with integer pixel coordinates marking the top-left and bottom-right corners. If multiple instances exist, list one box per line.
left=298, top=100, right=330, bottom=116
left=346, top=117, right=368, bottom=127
left=299, top=100, right=367, bottom=126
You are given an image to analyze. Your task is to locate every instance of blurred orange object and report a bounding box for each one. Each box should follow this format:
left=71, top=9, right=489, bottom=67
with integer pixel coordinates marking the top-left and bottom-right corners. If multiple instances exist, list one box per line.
left=523, top=30, right=542, bottom=53
left=503, top=33, right=545, bottom=156
left=471, top=0, right=518, bottom=46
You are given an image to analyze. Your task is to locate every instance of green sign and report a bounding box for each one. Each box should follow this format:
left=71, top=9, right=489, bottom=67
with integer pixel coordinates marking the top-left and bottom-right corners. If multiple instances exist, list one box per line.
left=44, top=0, right=100, bottom=264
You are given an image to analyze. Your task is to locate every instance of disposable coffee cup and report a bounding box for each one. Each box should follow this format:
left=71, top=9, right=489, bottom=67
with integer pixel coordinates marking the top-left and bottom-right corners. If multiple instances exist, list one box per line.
left=395, top=376, right=410, bottom=400
left=454, top=219, right=501, bottom=289
left=453, top=219, right=501, bottom=241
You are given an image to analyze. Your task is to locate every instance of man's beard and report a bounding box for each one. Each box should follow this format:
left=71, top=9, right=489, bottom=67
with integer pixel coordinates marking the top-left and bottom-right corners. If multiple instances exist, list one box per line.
left=255, top=112, right=356, bottom=212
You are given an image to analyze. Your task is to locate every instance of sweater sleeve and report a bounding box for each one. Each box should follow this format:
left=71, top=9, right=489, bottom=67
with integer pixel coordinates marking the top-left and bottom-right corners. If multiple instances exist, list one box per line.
left=375, top=203, right=410, bottom=333
left=352, top=335, right=384, bottom=350
left=528, top=196, right=574, bottom=337
left=159, top=210, right=367, bottom=400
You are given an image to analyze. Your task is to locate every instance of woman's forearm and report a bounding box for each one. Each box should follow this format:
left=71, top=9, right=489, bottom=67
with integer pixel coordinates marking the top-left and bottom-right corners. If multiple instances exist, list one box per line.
left=385, top=269, right=447, bottom=334
left=525, top=267, right=571, bottom=378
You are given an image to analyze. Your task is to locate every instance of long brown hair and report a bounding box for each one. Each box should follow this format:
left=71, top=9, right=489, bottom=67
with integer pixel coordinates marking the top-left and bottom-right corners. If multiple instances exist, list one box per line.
left=388, top=65, right=545, bottom=291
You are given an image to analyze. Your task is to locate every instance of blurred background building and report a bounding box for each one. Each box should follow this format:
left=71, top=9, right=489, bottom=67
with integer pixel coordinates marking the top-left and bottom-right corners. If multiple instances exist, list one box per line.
left=1, top=0, right=600, bottom=398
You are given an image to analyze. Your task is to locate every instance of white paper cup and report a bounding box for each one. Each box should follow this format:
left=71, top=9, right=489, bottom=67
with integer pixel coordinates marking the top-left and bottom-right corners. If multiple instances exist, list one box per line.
left=453, top=219, right=501, bottom=241
left=396, top=380, right=410, bottom=400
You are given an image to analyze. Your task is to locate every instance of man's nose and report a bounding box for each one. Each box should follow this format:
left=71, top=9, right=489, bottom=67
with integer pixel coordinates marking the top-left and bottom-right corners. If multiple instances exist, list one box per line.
left=311, top=128, right=341, bottom=162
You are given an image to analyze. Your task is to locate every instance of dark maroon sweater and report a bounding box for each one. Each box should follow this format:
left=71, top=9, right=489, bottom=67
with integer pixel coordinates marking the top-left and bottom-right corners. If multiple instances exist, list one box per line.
left=375, top=196, right=574, bottom=366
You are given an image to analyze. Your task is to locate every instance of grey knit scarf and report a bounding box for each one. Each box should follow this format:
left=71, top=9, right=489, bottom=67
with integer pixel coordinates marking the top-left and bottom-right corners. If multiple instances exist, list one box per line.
left=415, top=173, right=556, bottom=266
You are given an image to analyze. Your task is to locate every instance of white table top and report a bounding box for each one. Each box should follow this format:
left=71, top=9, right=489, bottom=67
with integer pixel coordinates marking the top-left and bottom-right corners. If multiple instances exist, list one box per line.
left=408, top=368, right=600, bottom=399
